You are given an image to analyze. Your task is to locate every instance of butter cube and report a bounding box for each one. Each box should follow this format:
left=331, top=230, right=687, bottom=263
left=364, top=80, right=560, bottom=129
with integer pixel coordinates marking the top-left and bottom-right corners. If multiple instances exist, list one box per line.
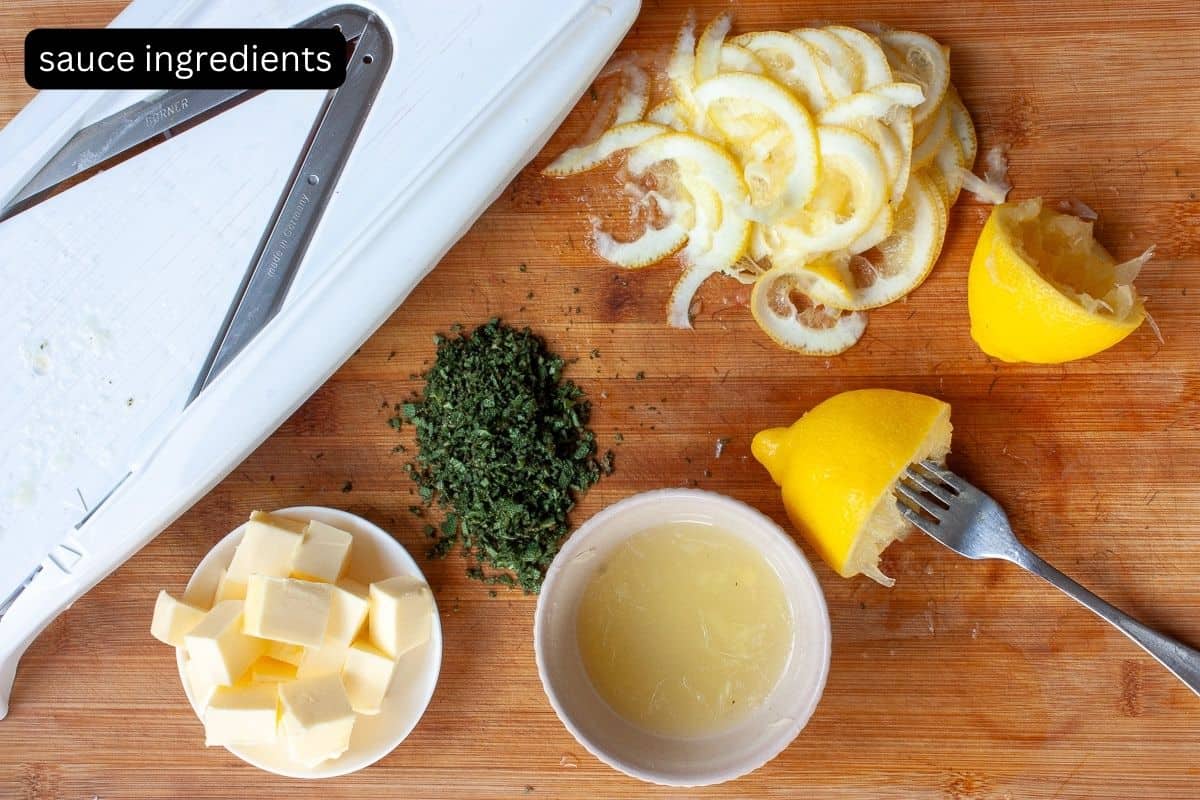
left=266, top=640, right=305, bottom=666
left=182, top=567, right=222, bottom=610
left=297, top=640, right=350, bottom=679
left=185, top=655, right=220, bottom=708
left=214, top=569, right=247, bottom=603
left=279, top=675, right=356, bottom=767
left=184, top=600, right=267, bottom=685
left=325, top=579, right=370, bottom=646
left=369, top=576, right=434, bottom=659
left=249, top=656, right=299, bottom=684
left=226, top=511, right=305, bottom=582
left=342, top=640, right=397, bottom=715
left=243, top=575, right=333, bottom=647
left=150, top=591, right=206, bottom=647
left=204, top=684, right=279, bottom=747
left=291, top=520, right=353, bottom=583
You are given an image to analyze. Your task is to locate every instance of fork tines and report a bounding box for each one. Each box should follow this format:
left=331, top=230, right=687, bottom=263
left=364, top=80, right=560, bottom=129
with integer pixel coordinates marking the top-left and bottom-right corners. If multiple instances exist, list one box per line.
left=894, top=460, right=961, bottom=532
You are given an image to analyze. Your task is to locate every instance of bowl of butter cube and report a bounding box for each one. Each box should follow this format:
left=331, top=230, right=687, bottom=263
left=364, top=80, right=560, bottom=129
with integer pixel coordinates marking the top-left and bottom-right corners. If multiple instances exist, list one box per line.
left=149, top=506, right=442, bottom=778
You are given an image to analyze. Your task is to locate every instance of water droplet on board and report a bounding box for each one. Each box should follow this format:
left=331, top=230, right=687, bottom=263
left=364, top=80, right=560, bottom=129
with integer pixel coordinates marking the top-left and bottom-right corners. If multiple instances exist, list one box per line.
left=559, top=753, right=578, bottom=769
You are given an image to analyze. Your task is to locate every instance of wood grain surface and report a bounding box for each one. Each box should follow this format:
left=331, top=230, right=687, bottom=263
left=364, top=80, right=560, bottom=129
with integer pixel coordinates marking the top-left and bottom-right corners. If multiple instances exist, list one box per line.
left=2, top=1, right=1199, bottom=798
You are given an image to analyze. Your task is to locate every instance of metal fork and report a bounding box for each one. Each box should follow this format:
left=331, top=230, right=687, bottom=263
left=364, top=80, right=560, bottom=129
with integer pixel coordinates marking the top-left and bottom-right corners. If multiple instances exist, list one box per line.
left=895, top=460, right=1200, bottom=698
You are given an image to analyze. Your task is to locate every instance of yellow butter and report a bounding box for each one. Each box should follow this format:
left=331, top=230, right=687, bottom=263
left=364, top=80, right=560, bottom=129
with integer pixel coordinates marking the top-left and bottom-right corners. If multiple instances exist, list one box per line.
left=214, top=569, right=248, bottom=603
left=325, top=579, right=370, bottom=646
left=243, top=575, right=333, bottom=648
left=292, top=520, right=353, bottom=583
left=226, top=510, right=305, bottom=582
left=150, top=590, right=206, bottom=648
left=279, top=674, right=356, bottom=767
left=204, top=683, right=279, bottom=747
left=368, top=576, right=434, bottom=659
left=184, top=600, right=267, bottom=686
left=341, top=640, right=396, bottom=715
left=296, top=639, right=350, bottom=679
left=185, top=655, right=220, bottom=708
left=182, top=568, right=222, bottom=610
left=249, top=656, right=299, bottom=684
left=266, top=640, right=305, bottom=666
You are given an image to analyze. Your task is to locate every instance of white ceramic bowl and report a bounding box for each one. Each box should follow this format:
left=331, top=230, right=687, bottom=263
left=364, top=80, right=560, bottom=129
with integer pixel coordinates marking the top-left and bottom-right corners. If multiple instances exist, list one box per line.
left=176, top=506, right=442, bottom=779
left=534, top=489, right=831, bottom=787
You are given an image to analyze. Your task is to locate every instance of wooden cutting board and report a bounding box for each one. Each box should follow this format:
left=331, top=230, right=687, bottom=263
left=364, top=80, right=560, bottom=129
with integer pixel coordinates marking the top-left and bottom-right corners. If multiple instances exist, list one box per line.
left=2, top=1, right=1198, bottom=797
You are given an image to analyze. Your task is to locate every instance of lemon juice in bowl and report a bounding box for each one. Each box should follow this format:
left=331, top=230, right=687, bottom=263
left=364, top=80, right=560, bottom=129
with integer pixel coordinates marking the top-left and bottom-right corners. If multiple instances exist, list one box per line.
left=575, top=521, right=793, bottom=738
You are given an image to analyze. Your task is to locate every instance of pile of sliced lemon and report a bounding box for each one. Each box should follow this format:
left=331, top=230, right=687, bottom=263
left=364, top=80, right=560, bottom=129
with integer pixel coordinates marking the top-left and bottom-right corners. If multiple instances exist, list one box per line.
left=544, top=13, right=976, bottom=354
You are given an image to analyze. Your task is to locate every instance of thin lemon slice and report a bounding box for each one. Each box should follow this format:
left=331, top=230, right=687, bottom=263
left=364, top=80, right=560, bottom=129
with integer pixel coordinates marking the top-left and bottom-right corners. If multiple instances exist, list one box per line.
left=752, top=389, right=952, bottom=585
left=600, top=57, right=650, bottom=125
left=792, top=27, right=861, bottom=97
left=626, top=132, right=750, bottom=218
left=625, top=133, right=750, bottom=328
left=946, top=87, right=977, bottom=171
left=825, top=25, right=893, bottom=88
left=693, top=72, right=820, bottom=215
left=883, top=109, right=915, bottom=205
left=731, top=31, right=831, bottom=113
left=668, top=175, right=752, bottom=329
left=805, top=173, right=946, bottom=309
left=923, top=89, right=973, bottom=204
left=646, top=100, right=688, bottom=131
left=817, top=82, right=924, bottom=124
left=750, top=264, right=867, bottom=354
left=880, top=30, right=950, bottom=124
left=911, top=97, right=951, bottom=171
left=819, top=85, right=919, bottom=204
left=924, top=133, right=966, bottom=205
left=668, top=13, right=700, bottom=115
left=695, top=11, right=733, bottom=82
left=542, top=122, right=669, bottom=177
left=835, top=118, right=903, bottom=204
left=592, top=218, right=690, bottom=268
left=767, top=126, right=888, bottom=257
left=968, top=198, right=1149, bottom=363
left=847, top=201, right=895, bottom=253
left=720, top=43, right=766, bottom=74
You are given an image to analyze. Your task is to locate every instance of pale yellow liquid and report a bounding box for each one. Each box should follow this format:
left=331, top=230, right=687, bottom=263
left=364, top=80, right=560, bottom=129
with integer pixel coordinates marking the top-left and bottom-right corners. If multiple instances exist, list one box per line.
left=576, top=522, right=793, bottom=738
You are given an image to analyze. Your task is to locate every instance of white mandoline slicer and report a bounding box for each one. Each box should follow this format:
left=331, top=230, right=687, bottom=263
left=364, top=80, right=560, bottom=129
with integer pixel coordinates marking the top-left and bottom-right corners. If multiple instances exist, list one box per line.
left=0, top=0, right=639, bottom=718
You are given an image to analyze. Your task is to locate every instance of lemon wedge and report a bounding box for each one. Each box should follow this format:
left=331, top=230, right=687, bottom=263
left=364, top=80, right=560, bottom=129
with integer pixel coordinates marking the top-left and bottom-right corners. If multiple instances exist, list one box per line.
left=752, top=389, right=952, bottom=586
left=968, top=198, right=1150, bottom=363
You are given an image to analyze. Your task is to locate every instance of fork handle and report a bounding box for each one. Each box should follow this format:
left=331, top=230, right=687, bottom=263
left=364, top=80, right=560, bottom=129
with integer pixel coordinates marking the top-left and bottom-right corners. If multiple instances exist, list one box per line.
left=1015, top=549, right=1200, bottom=697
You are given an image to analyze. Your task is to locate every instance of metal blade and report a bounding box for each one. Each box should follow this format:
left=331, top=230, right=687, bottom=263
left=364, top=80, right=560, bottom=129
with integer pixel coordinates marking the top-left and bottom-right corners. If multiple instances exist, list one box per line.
left=188, top=10, right=391, bottom=399
left=0, top=88, right=255, bottom=221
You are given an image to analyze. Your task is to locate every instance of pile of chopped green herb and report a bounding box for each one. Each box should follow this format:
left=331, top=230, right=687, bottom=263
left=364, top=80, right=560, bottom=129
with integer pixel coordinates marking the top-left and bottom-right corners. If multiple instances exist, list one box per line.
left=393, top=319, right=612, bottom=593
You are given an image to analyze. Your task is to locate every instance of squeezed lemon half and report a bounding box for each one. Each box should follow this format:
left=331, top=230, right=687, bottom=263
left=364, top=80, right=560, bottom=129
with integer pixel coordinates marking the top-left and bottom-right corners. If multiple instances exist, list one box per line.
left=752, top=389, right=951, bottom=586
left=968, top=198, right=1150, bottom=363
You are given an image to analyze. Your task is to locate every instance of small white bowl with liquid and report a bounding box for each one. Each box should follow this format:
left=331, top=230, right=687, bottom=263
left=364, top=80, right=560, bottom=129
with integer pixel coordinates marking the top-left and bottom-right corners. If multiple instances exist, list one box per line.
left=534, top=489, right=831, bottom=787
